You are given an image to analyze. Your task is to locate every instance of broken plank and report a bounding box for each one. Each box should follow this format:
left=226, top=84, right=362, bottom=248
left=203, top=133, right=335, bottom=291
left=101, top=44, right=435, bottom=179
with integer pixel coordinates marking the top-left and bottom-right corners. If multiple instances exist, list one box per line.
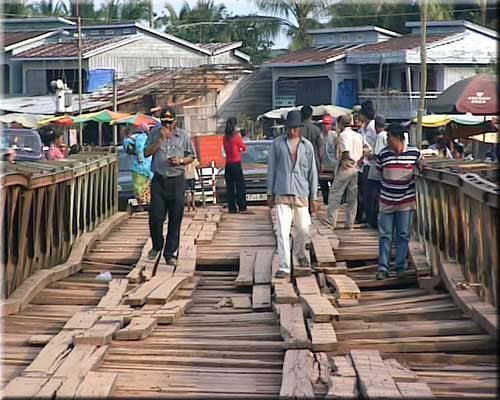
left=124, top=275, right=166, bottom=306
left=25, top=330, right=77, bottom=374
left=254, top=248, right=274, bottom=284
left=280, top=350, right=315, bottom=399
left=252, top=284, right=271, bottom=311
left=279, top=304, right=309, bottom=349
left=235, top=249, right=256, bottom=286
left=73, top=317, right=123, bottom=346
left=53, top=345, right=109, bottom=379
left=0, top=376, right=48, bottom=398
left=300, top=294, right=339, bottom=322
left=326, top=376, right=358, bottom=400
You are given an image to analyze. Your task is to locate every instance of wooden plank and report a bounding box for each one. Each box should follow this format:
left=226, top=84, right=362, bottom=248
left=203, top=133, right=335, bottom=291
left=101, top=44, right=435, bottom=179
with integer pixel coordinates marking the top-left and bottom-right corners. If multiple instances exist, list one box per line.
left=254, top=249, right=274, bottom=284
left=350, top=350, right=402, bottom=399
left=53, top=345, right=109, bottom=379
left=396, top=382, right=435, bottom=398
left=97, top=278, right=128, bottom=307
left=295, top=276, right=320, bottom=295
left=28, top=334, right=54, bottom=346
left=252, top=284, right=271, bottom=311
left=25, top=330, right=76, bottom=374
left=147, top=276, right=190, bottom=304
left=273, top=282, right=299, bottom=304
left=73, top=317, right=123, bottom=346
left=34, top=378, right=64, bottom=399
left=114, top=317, right=157, bottom=340
left=326, top=376, right=358, bottom=400
left=124, top=275, right=166, bottom=306
left=235, top=249, right=256, bottom=286
left=0, top=376, right=48, bottom=398
left=63, top=311, right=100, bottom=330
left=75, top=372, right=117, bottom=398
left=231, top=296, right=252, bottom=309
left=280, top=350, right=315, bottom=399
left=279, top=304, right=309, bottom=349
left=300, top=294, right=339, bottom=322
left=154, top=299, right=193, bottom=324
left=331, top=356, right=357, bottom=377
left=307, top=320, right=337, bottom=352
left=384, top=358, right=418, bottom=382
left=326, top=274, right=361, bottom=300
left=311, top=235, right=336, bottom=268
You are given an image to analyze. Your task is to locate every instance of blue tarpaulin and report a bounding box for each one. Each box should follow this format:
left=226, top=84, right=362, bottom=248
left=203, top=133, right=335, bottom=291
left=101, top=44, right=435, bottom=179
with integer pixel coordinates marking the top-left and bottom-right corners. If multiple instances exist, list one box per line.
left=86, top=69, right=114, bottom=92
left=336, top=79, right=358, bottom=109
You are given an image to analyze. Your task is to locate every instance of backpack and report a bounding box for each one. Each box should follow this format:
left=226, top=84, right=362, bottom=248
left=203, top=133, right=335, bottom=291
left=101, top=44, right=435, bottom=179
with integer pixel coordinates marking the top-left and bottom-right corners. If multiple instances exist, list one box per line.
left=125, top=138, right=136, bottom=155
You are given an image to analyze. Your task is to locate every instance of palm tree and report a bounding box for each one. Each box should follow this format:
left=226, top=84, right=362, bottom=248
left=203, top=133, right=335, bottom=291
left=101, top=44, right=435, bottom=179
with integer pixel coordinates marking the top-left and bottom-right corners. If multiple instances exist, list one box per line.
left=33, top=0, right=68, bottom=17
left=119, top=0, right=150, bottom=21
left=99, top=0, right=121, bottom=23
left=254, top=0, right=328, bottom=50
left=2, top=0, right=35, bottom=18
left=68, top=0, right=99, bottom=21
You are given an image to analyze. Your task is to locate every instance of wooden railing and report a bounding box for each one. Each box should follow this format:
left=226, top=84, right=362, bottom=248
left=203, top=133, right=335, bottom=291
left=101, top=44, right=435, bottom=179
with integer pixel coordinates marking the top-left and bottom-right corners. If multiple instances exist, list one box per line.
left=0, top=152, right=118, bottom=298
left=415, top=160, right=499, bottom=307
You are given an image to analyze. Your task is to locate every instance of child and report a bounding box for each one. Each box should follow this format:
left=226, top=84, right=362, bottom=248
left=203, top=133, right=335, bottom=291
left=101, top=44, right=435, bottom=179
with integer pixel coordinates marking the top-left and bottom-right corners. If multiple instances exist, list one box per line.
left=184, top=158, right=199, bottom=212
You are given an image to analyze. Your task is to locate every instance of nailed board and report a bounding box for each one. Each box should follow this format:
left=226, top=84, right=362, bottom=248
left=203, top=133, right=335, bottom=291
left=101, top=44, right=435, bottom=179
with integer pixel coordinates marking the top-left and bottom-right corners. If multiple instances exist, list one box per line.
left=252, top=284, right=271, bottom=311
left=279, top=304, right=309, bottom=349
left=254, top=249, right=274, bottom=285
left=300, top=294, right=340, bottom=322
left=280, top=350, right=315, bottom=399
left=295, top=275, right=320, bottom=295
left=307, top=320, right=337, bottom=352
left=326, top=274, right=361, bottom=300
left=235, top=249, right=256, bottom=287
left=311, top=235, right=336, bottom=269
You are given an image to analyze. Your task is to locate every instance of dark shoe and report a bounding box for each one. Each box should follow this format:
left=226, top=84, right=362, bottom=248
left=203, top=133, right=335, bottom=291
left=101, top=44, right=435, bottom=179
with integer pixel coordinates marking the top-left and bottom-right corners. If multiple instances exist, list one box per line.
left=228, top=209, right=239, bottom=214
left=396, top=269, right=407, bottom=279
left=147, top=249, right=159, bottom=260
left=297, top=257, right=311, bottom=269
left=165, top=257, right=177, bottom=266
left=376, top=270, right=389, bottom=280
left=275, top=269, right=290, bottom=279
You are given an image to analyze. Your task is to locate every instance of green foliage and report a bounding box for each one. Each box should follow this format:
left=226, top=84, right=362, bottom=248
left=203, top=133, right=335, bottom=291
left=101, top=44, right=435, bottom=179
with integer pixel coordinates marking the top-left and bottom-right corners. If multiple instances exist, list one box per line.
left=2, top=0, right=35, bottom=18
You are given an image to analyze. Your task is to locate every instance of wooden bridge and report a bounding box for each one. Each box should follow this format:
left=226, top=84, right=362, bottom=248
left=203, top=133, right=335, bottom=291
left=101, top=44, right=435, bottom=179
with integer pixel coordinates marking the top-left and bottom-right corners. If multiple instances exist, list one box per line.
left=0, top=154, right=498, bottom=399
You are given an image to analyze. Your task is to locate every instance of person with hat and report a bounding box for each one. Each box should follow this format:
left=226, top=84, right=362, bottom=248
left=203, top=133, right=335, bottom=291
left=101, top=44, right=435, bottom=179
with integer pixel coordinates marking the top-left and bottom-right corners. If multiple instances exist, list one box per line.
left=325, top=114, right=364, bottom=230
left=319, top=114, right=337, bottom=205
left=267, top=110, right=319, bottom=279
left=144, top=106, right=196, bottom=266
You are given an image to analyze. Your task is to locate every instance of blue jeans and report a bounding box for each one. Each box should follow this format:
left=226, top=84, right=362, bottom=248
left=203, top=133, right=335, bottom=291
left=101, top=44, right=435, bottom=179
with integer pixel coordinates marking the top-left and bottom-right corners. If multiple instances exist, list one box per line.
left=378, top=210, right=413, bottom=273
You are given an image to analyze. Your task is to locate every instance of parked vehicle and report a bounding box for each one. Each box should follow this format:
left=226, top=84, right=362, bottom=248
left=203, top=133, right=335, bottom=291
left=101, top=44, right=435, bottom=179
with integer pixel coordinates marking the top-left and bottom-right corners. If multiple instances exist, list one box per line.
left=215, top=140, right=272, bottom=204
left=0, top=128, right=45, bottom=161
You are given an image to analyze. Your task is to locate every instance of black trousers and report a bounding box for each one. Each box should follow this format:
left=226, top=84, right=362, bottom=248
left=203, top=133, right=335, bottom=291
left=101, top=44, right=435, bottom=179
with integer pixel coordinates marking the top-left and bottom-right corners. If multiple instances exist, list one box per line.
left=356, top=165, right=370, bottom=223
left=365, top=179, right=381, bottom=229
left=149, top=174, right=185, bottom=258
left=225, top=162, right=247, bottom=212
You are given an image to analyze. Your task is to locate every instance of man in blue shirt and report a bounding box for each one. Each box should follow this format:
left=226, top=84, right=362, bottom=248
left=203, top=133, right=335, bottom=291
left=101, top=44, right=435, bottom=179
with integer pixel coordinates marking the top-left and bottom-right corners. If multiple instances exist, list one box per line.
left=144, top=106, right=196, bottom=266
left=267, top=110, right=319, bottom=279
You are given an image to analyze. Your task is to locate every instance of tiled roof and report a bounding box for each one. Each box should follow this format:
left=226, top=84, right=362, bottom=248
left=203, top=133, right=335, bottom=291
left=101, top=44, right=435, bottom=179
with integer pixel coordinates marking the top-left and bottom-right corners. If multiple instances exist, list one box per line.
left=351, top=34, right=452, bottom=53
left=265, top=44, right=357, bottom=66
left=198, top=42, right=237, bottom=52
left=12, top=36, right=135, bottom=59
left=3, top=30, right=51, bottom=47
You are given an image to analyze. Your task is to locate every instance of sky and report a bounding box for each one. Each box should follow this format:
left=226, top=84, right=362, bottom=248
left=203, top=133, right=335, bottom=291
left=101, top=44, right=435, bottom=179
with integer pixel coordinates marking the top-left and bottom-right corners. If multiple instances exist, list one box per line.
left=95, top=0, right=292, bottom=48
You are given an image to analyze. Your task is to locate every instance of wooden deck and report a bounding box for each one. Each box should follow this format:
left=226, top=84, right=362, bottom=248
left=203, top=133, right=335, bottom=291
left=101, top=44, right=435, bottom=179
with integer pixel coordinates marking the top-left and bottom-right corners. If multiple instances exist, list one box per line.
left=1, top=205, right=497, bottom=399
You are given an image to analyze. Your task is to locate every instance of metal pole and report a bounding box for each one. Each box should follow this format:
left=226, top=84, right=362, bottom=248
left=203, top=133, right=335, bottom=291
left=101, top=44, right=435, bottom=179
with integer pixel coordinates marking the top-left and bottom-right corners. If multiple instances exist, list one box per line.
left=149, top=0, right=154, bottom=28
left=113, top=72, right=118, bottom=145
left=77, top=8, right=83, bottom=145
left=416, top=0, right=428, bottom=148
left=376, top=55, right=383, bottom=114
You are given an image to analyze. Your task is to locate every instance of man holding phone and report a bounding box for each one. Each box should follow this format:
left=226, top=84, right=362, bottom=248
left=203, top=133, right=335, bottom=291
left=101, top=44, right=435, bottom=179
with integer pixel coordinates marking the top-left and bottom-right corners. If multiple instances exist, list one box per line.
left=144, top=106, right=195, bottom=266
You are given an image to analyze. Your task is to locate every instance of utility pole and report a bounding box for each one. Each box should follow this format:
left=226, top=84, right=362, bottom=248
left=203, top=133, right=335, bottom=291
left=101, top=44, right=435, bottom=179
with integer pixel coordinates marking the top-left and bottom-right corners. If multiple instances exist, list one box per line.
left=113, top=72, right=118, bottom=145
left=416, top=0, right=427, bottom=148
left=77, top=0, right=83, bottom=145
left=149, top=0, right=154, bottom=28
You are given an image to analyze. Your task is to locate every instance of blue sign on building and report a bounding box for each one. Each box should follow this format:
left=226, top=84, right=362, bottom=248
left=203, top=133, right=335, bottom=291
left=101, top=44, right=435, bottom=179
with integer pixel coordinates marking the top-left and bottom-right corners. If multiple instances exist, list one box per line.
left=86, top=69, right=114, bottom=92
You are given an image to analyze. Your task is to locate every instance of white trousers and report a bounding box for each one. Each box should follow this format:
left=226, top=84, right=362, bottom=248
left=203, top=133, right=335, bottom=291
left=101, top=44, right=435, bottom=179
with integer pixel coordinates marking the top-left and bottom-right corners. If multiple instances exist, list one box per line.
left=275, top=204, right=311, bottom=272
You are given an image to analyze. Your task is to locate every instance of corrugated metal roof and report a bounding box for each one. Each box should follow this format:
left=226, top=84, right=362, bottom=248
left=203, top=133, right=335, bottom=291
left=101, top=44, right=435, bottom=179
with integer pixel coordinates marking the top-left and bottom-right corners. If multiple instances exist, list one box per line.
left=265, top=44, right=357, bottom=66
left=351, top=34, right=452, bottom=53
left=3, top=30, right=51, bottom=47
left=197, top=42, right=242, bottom=54
left=12, top=36, right=137, bottom=59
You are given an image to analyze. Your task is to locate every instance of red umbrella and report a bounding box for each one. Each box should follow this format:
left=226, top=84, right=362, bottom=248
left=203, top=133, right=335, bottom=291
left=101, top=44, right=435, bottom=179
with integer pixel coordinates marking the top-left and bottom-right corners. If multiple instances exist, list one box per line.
left=430, top=73, right=498, bottom=115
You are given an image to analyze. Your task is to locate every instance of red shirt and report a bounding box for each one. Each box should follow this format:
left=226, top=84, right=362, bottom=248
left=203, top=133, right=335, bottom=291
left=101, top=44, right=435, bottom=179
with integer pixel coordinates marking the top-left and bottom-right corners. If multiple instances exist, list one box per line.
left=223, top=134, right=246, bottom=164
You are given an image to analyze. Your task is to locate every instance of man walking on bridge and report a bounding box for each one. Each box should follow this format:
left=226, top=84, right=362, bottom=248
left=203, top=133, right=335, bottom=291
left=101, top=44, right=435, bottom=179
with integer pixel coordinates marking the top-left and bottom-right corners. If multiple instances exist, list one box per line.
left=144, top=106, right=196, bottom=266
left=375, top=123, right=422, bottom=280
left=267, top=110, right=319, bottom=279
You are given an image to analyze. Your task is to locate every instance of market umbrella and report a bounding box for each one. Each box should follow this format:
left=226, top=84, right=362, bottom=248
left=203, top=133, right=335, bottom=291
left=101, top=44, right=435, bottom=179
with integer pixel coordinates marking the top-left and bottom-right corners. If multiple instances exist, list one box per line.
left=73, top=110, right=130, bottom=124
left=38, top=115, right=75, bottom=127
left=0, top=113, right=51, bottom=128
left=110, top=113, right=160, bottom=128
left=429, top=74, right=499, bottom=115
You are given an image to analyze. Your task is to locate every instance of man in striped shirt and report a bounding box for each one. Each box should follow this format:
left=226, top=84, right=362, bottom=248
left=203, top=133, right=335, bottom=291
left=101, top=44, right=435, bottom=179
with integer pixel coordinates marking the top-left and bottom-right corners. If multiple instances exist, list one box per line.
left=375, top=123, right=423, bottom=280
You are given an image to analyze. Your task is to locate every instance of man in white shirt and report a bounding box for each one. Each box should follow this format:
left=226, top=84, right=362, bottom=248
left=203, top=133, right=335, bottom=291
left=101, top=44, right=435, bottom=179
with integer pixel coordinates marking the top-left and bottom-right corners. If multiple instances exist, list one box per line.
left=325, top=114, right=364, bottom=230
